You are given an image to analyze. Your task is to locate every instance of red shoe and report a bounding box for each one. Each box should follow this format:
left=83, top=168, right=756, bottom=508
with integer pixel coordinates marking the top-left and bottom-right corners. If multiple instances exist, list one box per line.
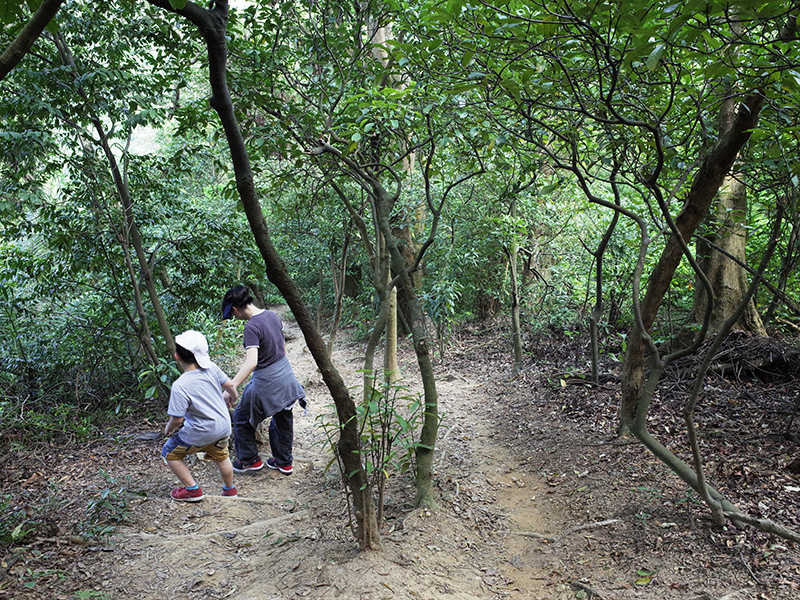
left=232, top=458, right=264, bottom=472
left=170, top=486, right=204, bottom=502
left=221, top=487, right=238, bottom=497
left=266, top=458, right=293, bottom=475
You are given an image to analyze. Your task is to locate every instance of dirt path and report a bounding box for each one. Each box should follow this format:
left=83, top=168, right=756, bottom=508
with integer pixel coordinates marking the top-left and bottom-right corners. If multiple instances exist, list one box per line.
left=64, top=318, right=800, bottom=600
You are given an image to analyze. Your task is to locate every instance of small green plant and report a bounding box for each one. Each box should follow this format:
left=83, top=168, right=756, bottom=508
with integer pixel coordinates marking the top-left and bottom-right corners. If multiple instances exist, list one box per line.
left=0, top=481, right=68, bottom=546
left=22, top=568, right=65, bottom=589
left=79, top=470, right=133, bottom=540
left=420, top=280, right=463, bottom=360
left=634, top=486, right=663, bottom=499
left=315, top=371, right=424, bottom=526
left=137, top=357, right=180, bottom=402
left=358, top=375, right=424, bottom=520
left=675, top=490, right=702, bottom=506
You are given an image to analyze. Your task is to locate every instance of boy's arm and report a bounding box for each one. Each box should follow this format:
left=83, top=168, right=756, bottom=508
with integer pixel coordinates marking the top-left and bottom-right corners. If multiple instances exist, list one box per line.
left=221, top=378, right=239, bottom=408
left=164, top=416, right=184, bottom=436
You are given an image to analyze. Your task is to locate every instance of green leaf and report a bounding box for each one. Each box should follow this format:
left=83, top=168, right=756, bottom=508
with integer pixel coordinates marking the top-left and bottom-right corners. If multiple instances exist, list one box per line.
left=0, top=0, right=26, bottom=24
left=168, top=0, right=187, bottom=9
left=461, top=49, right=474, bottom=67
left=645, top=44, right=665, bottom=72
left=11, top=521, right=29, bottom=540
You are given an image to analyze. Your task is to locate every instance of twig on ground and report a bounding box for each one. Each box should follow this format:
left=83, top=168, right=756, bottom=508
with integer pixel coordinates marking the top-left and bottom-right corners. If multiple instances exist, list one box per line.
left=123, top=509, right=310, bottom=541
left=507, top=530, right=557, bottom=542
left=738, top=549, right=764, bottom=586
left=570, top=580, right=606, bottom=599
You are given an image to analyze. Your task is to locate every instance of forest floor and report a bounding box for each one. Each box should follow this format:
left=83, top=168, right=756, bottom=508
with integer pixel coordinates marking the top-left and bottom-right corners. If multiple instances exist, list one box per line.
left=2, top=313, right=800, bottom=600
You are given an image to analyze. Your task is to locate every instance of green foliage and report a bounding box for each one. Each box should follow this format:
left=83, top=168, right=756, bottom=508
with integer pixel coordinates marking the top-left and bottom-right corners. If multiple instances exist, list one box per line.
left=420, top=279, right=462, bottom=359
left=79, top=469, right=133, bottom=540
left=0, top=0, right=799, bottom=485
left=0, top=495, right=34, bottom=545
left=0, top=469, right=136, bottom=551
left=357, top=377, right=425, bottom=479
left=315, top=374, right=424, bottom=513
left=137, top=358, right=180, bottom=403
left=0, top=480, right=65, bottom=546
left=21, top=568, right=66, bottom=591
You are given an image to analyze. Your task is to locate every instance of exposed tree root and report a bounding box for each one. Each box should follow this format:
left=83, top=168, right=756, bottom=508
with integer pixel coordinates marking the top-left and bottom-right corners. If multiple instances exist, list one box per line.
left=508, top=518, right=620, bottom=543
left=121, top=509, right=310, bottom=541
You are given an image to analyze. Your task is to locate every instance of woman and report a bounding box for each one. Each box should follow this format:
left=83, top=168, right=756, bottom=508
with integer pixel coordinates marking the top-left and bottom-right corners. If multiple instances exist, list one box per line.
left=221, top=285, right=305, bottom=475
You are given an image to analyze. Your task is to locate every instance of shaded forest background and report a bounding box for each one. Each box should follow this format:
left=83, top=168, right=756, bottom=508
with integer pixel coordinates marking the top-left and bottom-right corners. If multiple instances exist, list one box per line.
left=1, top=0, right=800, bottom=565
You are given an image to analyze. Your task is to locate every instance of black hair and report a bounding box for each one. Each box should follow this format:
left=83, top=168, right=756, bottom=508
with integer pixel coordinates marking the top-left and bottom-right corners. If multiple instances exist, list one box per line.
left=175, top=343, right=198, bottom=366
left=222, top=284, right=253, bottom=311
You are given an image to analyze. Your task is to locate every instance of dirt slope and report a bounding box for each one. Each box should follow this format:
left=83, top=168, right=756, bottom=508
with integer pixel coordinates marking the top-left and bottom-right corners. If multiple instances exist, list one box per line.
left=5, top=317, right=799, bottom=600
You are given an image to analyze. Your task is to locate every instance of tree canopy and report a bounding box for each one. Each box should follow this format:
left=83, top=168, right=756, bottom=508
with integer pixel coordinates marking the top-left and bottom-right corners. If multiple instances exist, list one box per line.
left=2, top=0, right=800, bottom=549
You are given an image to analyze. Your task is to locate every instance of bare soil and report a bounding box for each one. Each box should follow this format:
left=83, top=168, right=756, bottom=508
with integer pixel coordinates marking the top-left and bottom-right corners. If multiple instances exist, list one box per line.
left=2, top=317, right=800, bottom=600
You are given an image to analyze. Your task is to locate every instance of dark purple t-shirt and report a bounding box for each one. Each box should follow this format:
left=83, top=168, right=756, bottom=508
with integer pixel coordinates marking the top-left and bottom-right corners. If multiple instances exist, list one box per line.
left=243, top=310, right=285, bottom=369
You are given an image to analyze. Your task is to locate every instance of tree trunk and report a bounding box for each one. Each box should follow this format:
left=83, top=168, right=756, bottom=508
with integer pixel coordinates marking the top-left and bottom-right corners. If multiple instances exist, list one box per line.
left=385, top=286, right=400, bottom=382
left=150, top=0, right=379, bottom=549
left=328, top=232, right=350, bottom=356
left=374, top=189, right=439, bottom=509
left=619, top=93, right=765, bottom=433
left=692, top=99, right=766, bottom=336
left=763, top=190, right=798, bottom=325
left=119, top=232, right=160, bottom=367
left=589, top=179, right=620, bottom=382
left=508, top=197, right=523, bottom=374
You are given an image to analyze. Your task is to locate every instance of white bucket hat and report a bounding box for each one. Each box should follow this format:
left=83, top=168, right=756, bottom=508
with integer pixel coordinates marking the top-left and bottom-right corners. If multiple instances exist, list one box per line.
left=174, top=330, right=212, bottom=369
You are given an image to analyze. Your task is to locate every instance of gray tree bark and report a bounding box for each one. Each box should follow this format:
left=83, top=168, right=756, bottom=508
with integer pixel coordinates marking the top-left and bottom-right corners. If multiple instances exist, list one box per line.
left=619, top=93, right=765, bottom=433
left=691, top=99, right=766, bottom=337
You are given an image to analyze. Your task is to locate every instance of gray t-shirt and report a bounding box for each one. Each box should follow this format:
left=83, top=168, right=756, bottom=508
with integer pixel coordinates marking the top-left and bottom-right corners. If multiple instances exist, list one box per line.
left=168, top=363, right=232, bottom=446
left=243, top=310, right=285, bottom=369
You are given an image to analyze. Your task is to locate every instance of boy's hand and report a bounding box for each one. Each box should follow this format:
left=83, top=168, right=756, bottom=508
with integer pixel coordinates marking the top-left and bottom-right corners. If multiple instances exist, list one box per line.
left=222, top=390, right=235, bottom=408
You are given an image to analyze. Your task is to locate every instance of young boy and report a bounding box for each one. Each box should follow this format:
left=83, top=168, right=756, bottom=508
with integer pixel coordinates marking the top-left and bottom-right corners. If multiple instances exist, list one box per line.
left=161, top=330, right=239, bottom=501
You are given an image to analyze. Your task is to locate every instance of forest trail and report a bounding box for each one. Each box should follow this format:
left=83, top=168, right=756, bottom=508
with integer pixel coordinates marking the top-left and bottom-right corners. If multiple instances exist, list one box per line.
left=41, top=314, right=799, bottom=600
left=75, top=316, right=581, bottom=600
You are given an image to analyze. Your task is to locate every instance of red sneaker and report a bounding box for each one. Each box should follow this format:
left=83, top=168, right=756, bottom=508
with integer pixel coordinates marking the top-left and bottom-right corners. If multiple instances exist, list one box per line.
left=221, top=487, right=238, bottom=497
left=266, top=458, right=293, bottom=475
left=232, top=458, right=264, bottom=472
left=170, top=486, right=204, bottom=502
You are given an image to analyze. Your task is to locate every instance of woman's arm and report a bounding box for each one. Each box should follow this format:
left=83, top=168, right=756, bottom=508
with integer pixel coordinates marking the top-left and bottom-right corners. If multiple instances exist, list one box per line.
left=221, top=378, right=239, bottom=408
left=231, top=346, right=259, bottom=388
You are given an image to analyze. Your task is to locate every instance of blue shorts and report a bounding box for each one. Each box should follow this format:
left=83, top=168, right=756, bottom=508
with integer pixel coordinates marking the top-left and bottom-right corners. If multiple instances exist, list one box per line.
left=161, top=432, right=230, bottom=462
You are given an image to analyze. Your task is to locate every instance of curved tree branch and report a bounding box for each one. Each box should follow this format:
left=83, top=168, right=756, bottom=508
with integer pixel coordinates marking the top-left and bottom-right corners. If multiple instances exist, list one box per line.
left=0, top=0, right=64, bottom=81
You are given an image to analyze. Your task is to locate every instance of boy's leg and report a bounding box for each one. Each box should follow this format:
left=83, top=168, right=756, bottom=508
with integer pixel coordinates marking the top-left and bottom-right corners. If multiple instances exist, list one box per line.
left=162, top=433, right=198, bottom=487
left=268, top=407, right=294, bottom=466
left=203, top=438, right=235, bottom=489
left=217, top=458, right=234, bottom=489
left=161, top=434, right=204, bottom=501
left=167, top=459, right=197, bottom=488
